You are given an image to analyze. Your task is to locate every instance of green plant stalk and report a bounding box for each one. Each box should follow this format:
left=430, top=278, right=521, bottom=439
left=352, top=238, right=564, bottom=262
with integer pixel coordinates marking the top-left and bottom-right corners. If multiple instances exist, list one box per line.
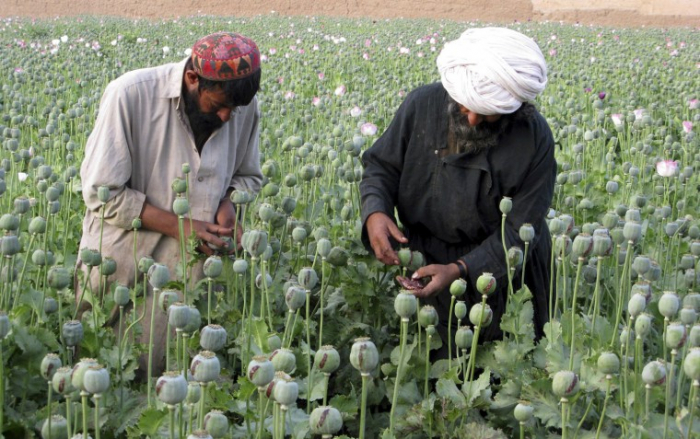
left=676, top=334, right=691, bottom=411
left=591, top=256, right=604, bottom=329
left=620, top=317, right=634, bottom=415
left=94, top=394, right=101, bottom=439
left=207, top=277, right=213, bottom=325
left=574, top=395, right=595, bottom=438
left=178, top=215, right=188, bottom=303
left=199, top=383, right=206, bottom=430
left=147, top=286, right=160, bottom=408
left=448, top=296, right=455, bottom=370
left=520, top=422, right=525, bottom=439
left=45, top=381, right=52, bottom=439
left=65, top=394, right=72, bottom=438
left=317, top=260, right=329, bottom=350
left=561, top=397, right=569, bottom=439
left=262, top=261, right=273, bottom=330
left=73, top=266, right=93, bottom=320
left=390, top=317, right=409, bottom=436
left=687, top=380, right=699, bottom=439
left=322, top=372, right=330, bottom=406
left=182, top=333, right=189, bottom=377
left=663, top=350, right=677, bottom=439
left=595, top=377, right=613, bottom=439
left=81, top=391, right=89, bottom=438
left=359, top=373, right=370, bottom=439
left=569, top=257, right=584, bottom=371
left=282, top=309, right=294, bottom=349
left=305, top=288, right=312, bottom=414
left=634, top=336, right=643, bottom=421
left=244, top=257, right=257, bottom=369
left=610, top=244, right=632, bottom=348
left=14, top=233, right=36, bottom=312
left=188, top=403, right=195, bottom=435
left=466, top=294, right=488, bottom=394
left=424, top=331, right=432, bottom=398
left=118, top=306, right=124, bottom=412
left=168, top=404, right=176, bottom=439
left=521, top=241, right=529, bottom=288
left=500, top=213, right=514, bottom=297
left=257, top=388, right=265, bottom=439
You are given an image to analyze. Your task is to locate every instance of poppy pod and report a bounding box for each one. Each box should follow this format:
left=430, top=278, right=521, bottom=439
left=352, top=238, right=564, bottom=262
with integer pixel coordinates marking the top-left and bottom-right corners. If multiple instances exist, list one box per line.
left=309, top=406, right=343, bottom=435
left=350, top=337, right=379, bottom=374
left=156, top=371, right=188, bottom=405
left=190, top=351, right=220, bottom=383
left=314, top=346, right=340, bottom=374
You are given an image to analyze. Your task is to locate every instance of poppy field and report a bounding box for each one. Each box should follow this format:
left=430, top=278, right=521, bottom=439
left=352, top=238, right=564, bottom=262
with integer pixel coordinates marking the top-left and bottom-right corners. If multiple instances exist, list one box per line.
left=0, top=13, right=698, bottom=439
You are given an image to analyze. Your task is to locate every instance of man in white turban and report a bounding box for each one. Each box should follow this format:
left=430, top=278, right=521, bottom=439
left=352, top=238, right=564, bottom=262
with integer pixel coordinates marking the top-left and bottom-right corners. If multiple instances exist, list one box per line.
left=360, top=27, right=556, bottom=346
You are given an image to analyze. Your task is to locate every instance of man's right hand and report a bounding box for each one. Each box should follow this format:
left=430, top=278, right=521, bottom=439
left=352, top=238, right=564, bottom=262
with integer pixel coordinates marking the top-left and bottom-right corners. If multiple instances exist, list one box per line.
left=366, top=212, right=408, bottom=265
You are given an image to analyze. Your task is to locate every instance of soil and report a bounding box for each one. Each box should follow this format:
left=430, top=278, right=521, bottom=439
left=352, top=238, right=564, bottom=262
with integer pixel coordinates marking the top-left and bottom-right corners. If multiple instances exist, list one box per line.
left=1, top=0, right=698, bottom=28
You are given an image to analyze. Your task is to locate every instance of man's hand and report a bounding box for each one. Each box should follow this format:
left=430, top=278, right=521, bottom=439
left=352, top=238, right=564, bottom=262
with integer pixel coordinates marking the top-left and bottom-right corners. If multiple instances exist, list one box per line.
left=183, top=218, right=234, bottom=256
left=411, top=263, right=461, bottom=298
left=215, top=198, right=242, bottom=252
left=366, top=212, right=408, bottom=265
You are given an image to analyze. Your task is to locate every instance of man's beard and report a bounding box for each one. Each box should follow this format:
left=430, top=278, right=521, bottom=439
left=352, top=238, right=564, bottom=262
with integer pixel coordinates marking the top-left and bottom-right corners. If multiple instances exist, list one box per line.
left=447, top=100, right=511, bottom=155
left=183, top=88, right=224, bottom=149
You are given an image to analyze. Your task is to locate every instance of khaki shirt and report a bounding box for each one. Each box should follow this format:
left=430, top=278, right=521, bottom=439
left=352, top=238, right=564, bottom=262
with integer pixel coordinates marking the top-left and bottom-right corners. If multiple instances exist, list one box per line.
left=79, top=57, right=262, bottom=289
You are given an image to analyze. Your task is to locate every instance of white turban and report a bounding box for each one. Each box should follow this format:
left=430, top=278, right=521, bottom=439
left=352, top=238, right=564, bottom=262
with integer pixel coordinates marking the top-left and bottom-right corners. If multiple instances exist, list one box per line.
left=437, top=27, right=547, bottom=115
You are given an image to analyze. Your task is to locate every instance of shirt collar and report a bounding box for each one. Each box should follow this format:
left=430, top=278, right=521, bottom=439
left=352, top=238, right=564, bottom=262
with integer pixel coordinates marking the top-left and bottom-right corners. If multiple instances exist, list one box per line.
left=162, top=57, right=190, bottom=108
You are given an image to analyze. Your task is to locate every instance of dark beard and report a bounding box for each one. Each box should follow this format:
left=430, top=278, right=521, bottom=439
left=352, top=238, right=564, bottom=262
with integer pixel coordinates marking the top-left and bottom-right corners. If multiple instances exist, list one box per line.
left=446, top=99, right=512, bottom=155
left=183, top=88, right=224, bottom=152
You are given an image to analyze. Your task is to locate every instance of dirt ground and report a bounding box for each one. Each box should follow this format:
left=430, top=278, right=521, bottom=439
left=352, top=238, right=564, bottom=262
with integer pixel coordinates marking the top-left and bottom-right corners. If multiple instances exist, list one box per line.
left=2, top=0, right=698, bottom=28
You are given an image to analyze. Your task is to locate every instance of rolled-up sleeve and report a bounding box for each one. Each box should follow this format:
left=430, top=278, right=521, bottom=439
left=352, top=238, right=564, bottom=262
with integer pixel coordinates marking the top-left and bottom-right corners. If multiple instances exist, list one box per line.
left=80, top=82, right=146, bottom=229
left=229, top=100, right=263, bottom=197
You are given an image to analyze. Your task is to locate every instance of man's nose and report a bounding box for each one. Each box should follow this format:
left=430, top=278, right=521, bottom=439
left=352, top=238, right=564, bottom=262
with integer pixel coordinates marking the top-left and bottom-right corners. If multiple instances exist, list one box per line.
left=217, top=108, right=232, bottom=122
left=466, top=111, right=484, bottom=126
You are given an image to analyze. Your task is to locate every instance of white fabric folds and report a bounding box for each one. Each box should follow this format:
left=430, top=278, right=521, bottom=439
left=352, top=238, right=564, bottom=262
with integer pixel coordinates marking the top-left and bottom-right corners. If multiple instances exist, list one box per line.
left=437, top=27, right=548, bottom=115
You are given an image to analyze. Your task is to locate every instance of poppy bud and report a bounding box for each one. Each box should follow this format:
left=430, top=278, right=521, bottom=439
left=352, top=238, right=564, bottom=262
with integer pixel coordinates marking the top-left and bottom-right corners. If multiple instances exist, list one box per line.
left=519, top=223, right=535, bottom=243
left=28, top=216, right=47, bottom=234
left=270, top=348, right=297, bottom=374
left=41, top=353, right=62, bottom=381
left=455, top=301, right=467, bottom=320
left=71, top=358, right=98, bottom=391
left=634, top=313, right=653, bottom=339
left=274, top=376, right=299, bottom=407
left=159, top=289, right=180, bottom=312
left=156, top=371, right=188, bottom=405
left=627, top=293, right=647, bottom=317
left=41, top=415, right=68, bottom=439
left=418, top=305, right=439, bottom=328
left=298, top=267, right=318, bottom=290
left=147, top=263, right=170, bottom=289
left=659, top=291, right=680, bottom=319
left=62, top=320, right=84, bottom=347
left=203, top=410, right=229, bottom=438
left=47, top=266, right=71, bottom=289
left=499, top=197, right=512, bottom=214
left=314, top=345, right=340, bottom=374
left=455, top=326, right=473, bottom=350
left=203, top=255, right=223, bottom=278
left=82, top=365, right=110, bottom=394
left=172, top=196, right=190, bottom=216
left=514, top=401, right=534, bottom=423
left=666, top=322, right=687, bottom=350
left=469, top=303, right=493, bottom=327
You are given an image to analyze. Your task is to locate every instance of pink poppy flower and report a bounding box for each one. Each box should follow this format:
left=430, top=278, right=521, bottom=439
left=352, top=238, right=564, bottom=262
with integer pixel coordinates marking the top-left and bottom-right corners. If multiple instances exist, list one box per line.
left=362, top=53, right=370, bottom=60
left=690, top=99, right=699, bottom=110
left=361, top=123, right=378, bottom=136
left=634, top=109, right=645, bottom=120
left=656, top=160, right=678, bottom=177
left=312, top=97, right=321, bottom=107
left=334, top=85, right=346, bottom=96
left=683, top=121, right=693, bottom=134
left=611, top=114, right=623, bottom=127
left=284, top=91, right=295, bottom=100
left=350, top=106, right=362, bottom=117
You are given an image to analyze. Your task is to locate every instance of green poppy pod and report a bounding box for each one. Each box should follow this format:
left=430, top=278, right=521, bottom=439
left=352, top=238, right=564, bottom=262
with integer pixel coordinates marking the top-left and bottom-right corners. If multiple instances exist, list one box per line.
left=455, top=326, right=474, bottom=350
left=314, top=345, right=340, bottom=374
left=41, top=415, right=68, bottom=439
left=681, top=306, right=698, bottom=326
left=285, top=285, right=306, bottom=312
left=632, top=255, right=651, bottom=275
left=28, top=216, right=47, bottom=234
left=159, top=289, right=180, bottom=312
left=44, top=297, right=58, bottom=314
left=316, top=238, right=332, bottom=259
left=45, top=186, right=60, bottom=202
left=552, top=370, right=579, bottom=398
left=519, top=223, right=535, bottom=243
left=230, top=189, right=251, bottom=205
left=476, top=272, right=497, bottom=296
left=592, top=229, right=612, bottom=257
left=514, top=401, right=534, bottom=423
left=70, top=358, right=98, bottom=391
left=1, top=234, right=20, bottom=256
left=156, top=371, right=188, bottom=405
left=182, top=163, right=191, bottom=174
left=418, top=305, right=439, bottom=328
left=183, top=307, right=201, bottom=334
left=13, top=196, right=30, bottom=215
left=684, top=348, right=700, bottom=381
left=100, top=257, right=117, bottom=276
left=298, top=267, right=318, bottom=290
left=172, top=196, right=190, bottom=216
left=455, top=301, right=467, bottom=320
left=394, top=291, right=417, bottom=319
left=247, top=356, right=275, bottom=388
left=243, top=229, right=268, bottom=257
left=469, top=303, right=493, bottom=327
left=147, top=263, right=170, bottom=289
left=642, top=360, right=667, bottom=386
left=499, top=197, right=512, bottom=214
left=572, top=233, right=593, bottom=259
left=309, top=406, right=343, bottom=435
left=138, top=255, right=154, bottom=274
left=171, top=178, right=187, bottom=194
left=203, top=255, right=223, bottom=278
left=508, top=247, right=524, bottom=267
left=659, top=291, right=680, bottom=319
left=681, top=254, right=695, bottom=270
left=47, top=266, right=71, bottom=289
left=327, top=246, right=349, bottom=267
left=186, top=381, right=202, bottom=404
left=0, top=214, right=19, bottom=232
left=280, top=196, right=296, bottom=214
left=51, top=367, right=74, bottom=395
left=350, top=337, right=379, bottom=374
left=188, top=430, right=213, bottom=439
left=232, top=259, right=248, bottom=274
left=554, top=235, right=572, bottom=256
left=627, top=293, right=647, bottom=317
left=203, top=410, right=229, bottom=438
left=450, top=278, right=467, bottom=297
left=283, top=174, right=298, bottom=188
left=270, top=348, right=297, bottom=373
left=291, top=227, right=307, bottom=243
left=168, top=302, right=190, bottom=329
left=62, top=320, right=83, bottom=347
left=268, top=334, right=282, bottom=352
left=200, top=324, right=227, bottom=352
left=82, top=365, right=110, bottom=394
left=666, top=322, right=687, bottom=350
left=40, top=353, right=62, bottom=381
left=273, top=376, right=298, bottom=407
left=597, top=352, right=620, bottom=375
left=190, top=351, right=220, bottom=383
left=548, top=217, right=564, bottom=235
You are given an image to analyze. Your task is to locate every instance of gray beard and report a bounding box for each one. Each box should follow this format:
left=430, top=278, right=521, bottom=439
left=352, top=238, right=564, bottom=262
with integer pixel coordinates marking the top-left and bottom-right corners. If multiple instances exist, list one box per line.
left=447, top=99, right=511, bottom=155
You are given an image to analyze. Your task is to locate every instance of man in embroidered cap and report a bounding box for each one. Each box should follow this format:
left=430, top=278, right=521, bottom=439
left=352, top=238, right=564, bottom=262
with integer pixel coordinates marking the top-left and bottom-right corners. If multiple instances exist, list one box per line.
left=360, top=27, right=556, bottom=347
left=79, top=32, right=262, bottom=376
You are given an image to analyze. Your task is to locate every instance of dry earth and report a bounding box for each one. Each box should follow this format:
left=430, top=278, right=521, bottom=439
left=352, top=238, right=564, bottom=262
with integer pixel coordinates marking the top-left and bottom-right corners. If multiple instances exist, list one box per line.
left=2, top=0, right=698, bottom=27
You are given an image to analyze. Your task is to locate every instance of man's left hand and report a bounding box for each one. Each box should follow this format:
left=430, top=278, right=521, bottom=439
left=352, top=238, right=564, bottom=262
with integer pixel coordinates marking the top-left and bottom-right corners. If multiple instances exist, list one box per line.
left=215, top=198, right=242, bottom=252
left=411, top=263, right=461, bottom=298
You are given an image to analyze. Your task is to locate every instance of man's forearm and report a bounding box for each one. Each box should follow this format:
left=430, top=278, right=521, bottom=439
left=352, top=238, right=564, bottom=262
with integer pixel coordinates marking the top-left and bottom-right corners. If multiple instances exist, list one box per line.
left=139, top=202, right=179, bottom=239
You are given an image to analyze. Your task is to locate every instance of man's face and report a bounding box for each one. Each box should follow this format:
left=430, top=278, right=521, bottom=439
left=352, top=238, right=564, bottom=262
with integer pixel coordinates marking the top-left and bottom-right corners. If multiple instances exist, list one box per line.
left=183, top=87, right=234, bottom=134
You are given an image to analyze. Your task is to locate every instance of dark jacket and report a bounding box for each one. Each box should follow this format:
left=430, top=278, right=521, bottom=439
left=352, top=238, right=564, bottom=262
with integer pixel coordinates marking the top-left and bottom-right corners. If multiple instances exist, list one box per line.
left=360, top=82, right=556, bottom=342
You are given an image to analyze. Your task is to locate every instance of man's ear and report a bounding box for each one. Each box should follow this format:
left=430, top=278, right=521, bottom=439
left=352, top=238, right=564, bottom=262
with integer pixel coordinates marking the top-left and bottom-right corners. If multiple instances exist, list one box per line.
left=184, top=70, right=199, bottom=90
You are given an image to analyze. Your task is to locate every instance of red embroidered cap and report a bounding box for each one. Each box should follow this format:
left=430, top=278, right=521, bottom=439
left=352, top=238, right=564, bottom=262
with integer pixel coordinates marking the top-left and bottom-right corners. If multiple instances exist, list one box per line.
left=191, top=32, right=260, bottom=81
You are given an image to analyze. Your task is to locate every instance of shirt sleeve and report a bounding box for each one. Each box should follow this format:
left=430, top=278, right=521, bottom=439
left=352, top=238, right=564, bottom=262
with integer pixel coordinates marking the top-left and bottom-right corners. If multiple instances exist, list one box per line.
left=228, top=99, right=263, bottom=197
left=460, top=116, right=557, bottom=289
left=80, top=82, right=147, bottom=230
left=359, top=95, right=415, bottom=234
